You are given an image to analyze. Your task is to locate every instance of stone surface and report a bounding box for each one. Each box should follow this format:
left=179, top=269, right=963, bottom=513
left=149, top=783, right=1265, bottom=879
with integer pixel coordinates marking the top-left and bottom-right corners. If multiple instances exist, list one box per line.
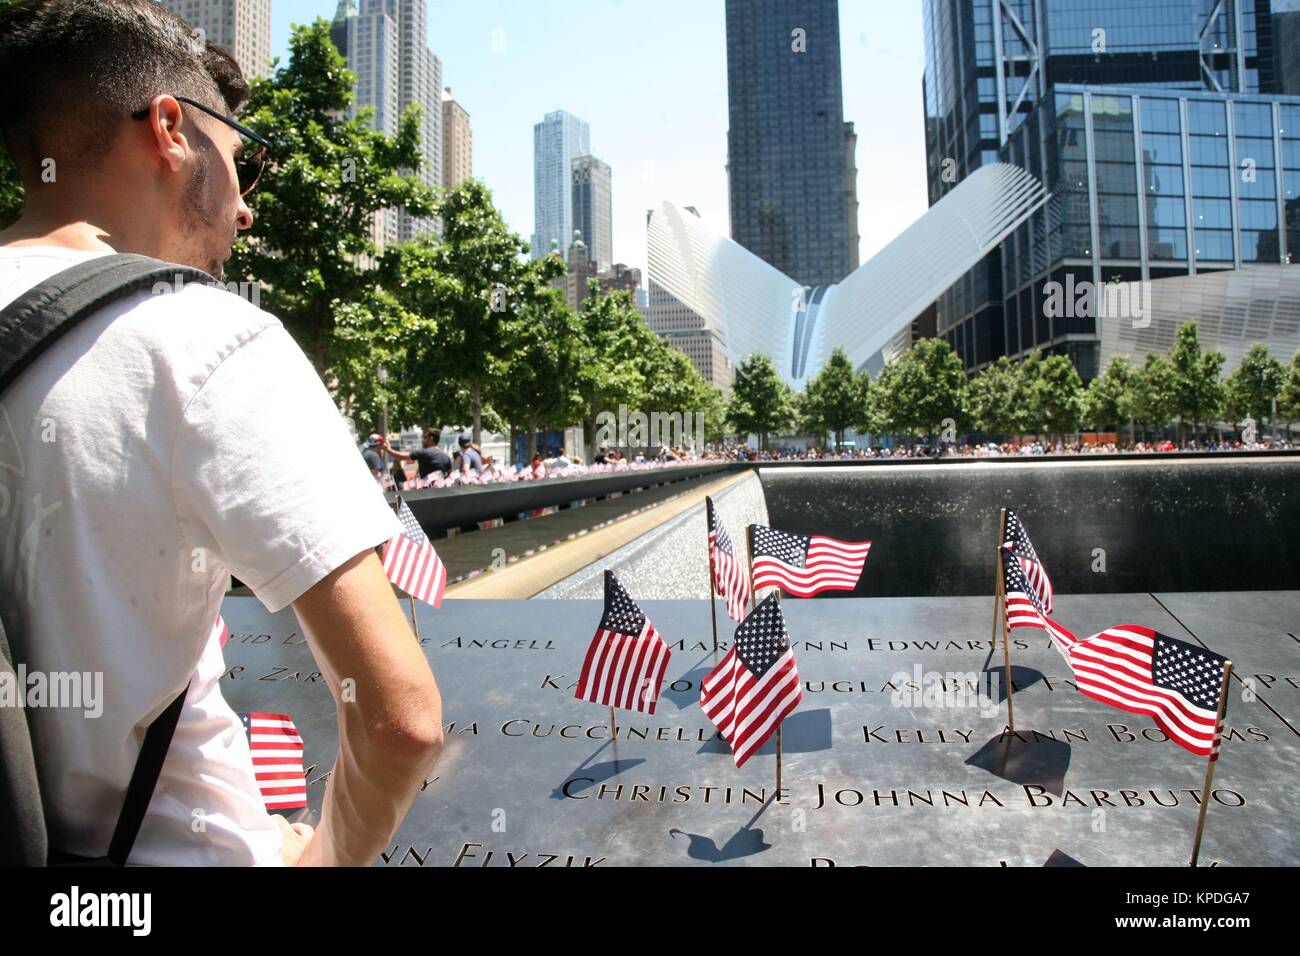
left=218, top=590, right=1299, bottom=867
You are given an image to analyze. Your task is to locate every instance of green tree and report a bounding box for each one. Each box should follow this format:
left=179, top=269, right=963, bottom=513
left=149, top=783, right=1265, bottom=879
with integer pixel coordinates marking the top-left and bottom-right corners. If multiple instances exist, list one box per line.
left=414, top=178, right=565, bottom=444
left=1030, top=353, right=1086, bottom=442
left=575, top=283, right=659, bottom=459
left=967, top=355, right=1030, bottom=438
left=0, top=0, right=23, bottom=229
left=1281, top=350, right=1300, bottom=437
left=1131, top=352, right=1179, bottom=442
left=873, top=338, right=966, bottom=443
left=493, top=284, right=584, bottom=461
left=1224, top=343, right=1285, bottom=438
left=225, top=20, right=436, bottom=373
left=1084, top=355, right=1137, bottom=442
left=1168, top=321, right=1226, bottom=445
left=801, top=348, right=864, bottom=450
left=727, top=353, right=793, bottom=451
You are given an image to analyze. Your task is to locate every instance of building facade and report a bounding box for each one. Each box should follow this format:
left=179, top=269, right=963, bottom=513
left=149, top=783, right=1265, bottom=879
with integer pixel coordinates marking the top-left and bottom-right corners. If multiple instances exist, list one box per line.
left=550, top=232, right=641, bottom=313
left=442, top=87, right=472, bottom=189
left=162, top=0, right=272, bottom=80
left=572, top=156, right=613, bottom=272
left=724, top=0, right=857, bottom=287
left=331, top=0, right=442, bottom=248
left=923, top=0, right=1300, bottom=380
left=532, top=111, right=590, bottom=260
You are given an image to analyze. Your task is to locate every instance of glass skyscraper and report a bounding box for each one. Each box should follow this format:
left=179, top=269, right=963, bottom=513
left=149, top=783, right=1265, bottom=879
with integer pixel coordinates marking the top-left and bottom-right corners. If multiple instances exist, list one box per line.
left=724, top=0, right=857, bottom=288
left=532, top=111, right=591, bottom=260
left=923, top=0, right=1300, bottom=380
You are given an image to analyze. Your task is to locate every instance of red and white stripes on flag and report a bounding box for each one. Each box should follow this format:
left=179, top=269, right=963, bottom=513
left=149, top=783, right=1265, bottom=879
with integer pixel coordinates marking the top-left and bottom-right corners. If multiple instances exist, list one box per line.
left=242, top=712, right=308, bottom=811
left=382, top=496, right=447, bottom=608
left=1068, top=625, right=1230, bottom=759
left=574, top=571, right=672, bottom=715
left=707, top=496, right=751, bottom=622
left=213, top=613, right=229, bottom=649
left=1001, top=547, right=1076, bottom=659
left=1002, top=509, right=1054, bottom=615
left=749, top=524, right=871, bottom=597
left=700, top=593, right=802, bottom=768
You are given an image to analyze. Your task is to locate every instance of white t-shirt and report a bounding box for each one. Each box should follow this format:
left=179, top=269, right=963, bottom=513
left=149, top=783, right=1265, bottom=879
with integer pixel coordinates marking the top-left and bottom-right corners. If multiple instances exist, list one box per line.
left=0, top=246, right=402, bottom=865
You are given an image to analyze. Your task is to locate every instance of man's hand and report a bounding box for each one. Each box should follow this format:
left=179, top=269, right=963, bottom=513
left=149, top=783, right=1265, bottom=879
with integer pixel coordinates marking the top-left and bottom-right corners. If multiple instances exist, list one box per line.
left=274, top=815, right=314, bottom=866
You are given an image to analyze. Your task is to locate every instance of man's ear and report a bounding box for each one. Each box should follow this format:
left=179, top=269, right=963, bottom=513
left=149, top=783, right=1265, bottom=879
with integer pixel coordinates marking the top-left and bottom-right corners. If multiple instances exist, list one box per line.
left=146, top=95, right=189, bottom=174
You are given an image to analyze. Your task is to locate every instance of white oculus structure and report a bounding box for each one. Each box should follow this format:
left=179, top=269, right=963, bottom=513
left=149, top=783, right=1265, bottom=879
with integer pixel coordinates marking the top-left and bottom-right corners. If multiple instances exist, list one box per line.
left=647, top=162, right=1052, bottom=388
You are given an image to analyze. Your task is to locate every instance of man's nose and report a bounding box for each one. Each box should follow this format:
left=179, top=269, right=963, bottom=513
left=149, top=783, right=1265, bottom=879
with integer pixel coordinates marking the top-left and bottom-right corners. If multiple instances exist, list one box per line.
left=236, top=196, right=254, bottom=231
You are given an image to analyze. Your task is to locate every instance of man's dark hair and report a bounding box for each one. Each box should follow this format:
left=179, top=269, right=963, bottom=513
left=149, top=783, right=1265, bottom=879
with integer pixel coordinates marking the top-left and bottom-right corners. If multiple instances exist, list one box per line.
left=424, top=427, right=442, bottom=445
left=0, top=0, right=249, bottom=183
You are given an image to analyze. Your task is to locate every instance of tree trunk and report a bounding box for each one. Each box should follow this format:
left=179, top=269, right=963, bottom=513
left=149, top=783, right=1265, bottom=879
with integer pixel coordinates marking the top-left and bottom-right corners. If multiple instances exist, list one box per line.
left=526, top=414, right=538, bottom=460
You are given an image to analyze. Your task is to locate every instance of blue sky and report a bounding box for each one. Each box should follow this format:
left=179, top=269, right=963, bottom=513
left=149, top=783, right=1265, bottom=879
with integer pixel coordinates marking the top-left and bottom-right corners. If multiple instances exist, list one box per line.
left=268, top=1, right=928, bottom=277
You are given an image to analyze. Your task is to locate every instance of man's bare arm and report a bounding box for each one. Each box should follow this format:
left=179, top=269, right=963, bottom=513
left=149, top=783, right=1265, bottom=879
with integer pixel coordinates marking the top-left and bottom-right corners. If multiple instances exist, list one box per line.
left=288, top=548, right=443, bottom=866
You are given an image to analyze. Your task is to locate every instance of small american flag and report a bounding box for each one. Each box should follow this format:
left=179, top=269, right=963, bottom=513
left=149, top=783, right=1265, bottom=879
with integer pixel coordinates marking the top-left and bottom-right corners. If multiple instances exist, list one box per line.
left=749, top=524, right=870, bottom=597
left=1003, top=509, right=1053, bottom=615
left=382, top=496, right=447, bottom=608
left=1068, top=625, right=1230, bottom=759
left=700, top=593, right=802, bottom=768
left=1001, top=547, right=1076, bottom=658
left=707, top=496, right=751, bottom=622
left=240, top=712, right=308, bottom=811
left=574, top=571, right=672, bottom=715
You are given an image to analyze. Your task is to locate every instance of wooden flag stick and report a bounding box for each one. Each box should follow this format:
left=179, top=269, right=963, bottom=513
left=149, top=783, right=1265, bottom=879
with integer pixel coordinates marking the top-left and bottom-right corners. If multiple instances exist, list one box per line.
left=991, top=509, right=1007, bottom=649
left=407, top=596, right=421, bottom=641
left=707, top=524, right=720, bottom=653
left=995, top=508, right=1015, bottom=732
left=610, top=706, right=617, bottom=741
left=1190, top=661, right=1233, bottom=867
left=775, top=590, right=783, bottom=793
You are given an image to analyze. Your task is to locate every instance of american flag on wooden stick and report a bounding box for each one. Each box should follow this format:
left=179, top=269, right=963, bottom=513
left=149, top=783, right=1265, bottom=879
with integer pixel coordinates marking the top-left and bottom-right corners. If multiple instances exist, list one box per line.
left=1068, top=625, right=1229, bottom=759
left=574, top=571, right=672, bottom=715
left=1001, top=547, right=1076, bottom=659
left=240, top=712, right=308, bottom=811
left=707, top=496, right=751, bottom=622
left=382, top=496, right=446, bottom=608
left=700, top=593, right=802, bottom=768
left=749, top=524, right=870, bottom=597
left=1003, top=509, right=1054, bottom=615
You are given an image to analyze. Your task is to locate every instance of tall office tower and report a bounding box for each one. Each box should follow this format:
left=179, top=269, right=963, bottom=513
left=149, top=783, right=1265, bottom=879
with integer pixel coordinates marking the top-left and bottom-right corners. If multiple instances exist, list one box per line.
left=161, top=1, right=273, bottom=81
left=1275, top=1, right=1300, bottom=94
left=532, top=111, right=591, bottom=260
left=572, top=156, right=613, bottom=272
left=724, top=0, right=855, bottom=288
left=332, top=1, right=443, bottom=248
left=442, top=88, right=473, bottom=189
left=922, top=0, right=1298, bottom=381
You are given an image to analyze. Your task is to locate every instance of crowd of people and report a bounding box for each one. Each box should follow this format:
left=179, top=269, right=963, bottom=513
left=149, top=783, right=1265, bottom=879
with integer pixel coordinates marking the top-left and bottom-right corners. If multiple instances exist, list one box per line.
left=363, top=429, right=1299, bottom=487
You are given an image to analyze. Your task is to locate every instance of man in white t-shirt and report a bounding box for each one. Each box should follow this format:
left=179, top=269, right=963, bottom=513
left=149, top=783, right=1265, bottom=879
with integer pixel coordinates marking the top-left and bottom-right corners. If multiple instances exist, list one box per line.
left=0, top=0, right=443, bottom=865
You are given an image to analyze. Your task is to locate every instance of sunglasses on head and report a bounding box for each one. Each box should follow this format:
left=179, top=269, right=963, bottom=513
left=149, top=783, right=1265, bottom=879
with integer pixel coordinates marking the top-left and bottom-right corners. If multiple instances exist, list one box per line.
left=131, top=95, right=272, bottom=197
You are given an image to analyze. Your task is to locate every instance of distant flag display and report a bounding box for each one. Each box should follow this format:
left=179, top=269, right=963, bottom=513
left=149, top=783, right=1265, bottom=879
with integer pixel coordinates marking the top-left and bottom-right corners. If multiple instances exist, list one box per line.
left=700, top=593, right=802, bottom=768
left=707, top=496, right=751, bottom=622
left=1003, top=509, right=1054, bottom=615
left=574, top=571, right=672, bottom=715
left=749, top=524, right=870, bottom=597
left=1069, top=625, right=1229, bottom=759
left=240, top=712, right=308, bottom=811
left=1001, top=547, right=1076, bottom=659
left=382, top=496, right=447, bottom=608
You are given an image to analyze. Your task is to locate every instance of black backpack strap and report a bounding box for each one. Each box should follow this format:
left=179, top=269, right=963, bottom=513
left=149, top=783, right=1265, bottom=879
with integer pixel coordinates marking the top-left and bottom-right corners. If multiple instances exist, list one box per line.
left=0, top=253, right=212, bottom=394
left=105, top=683, right=191, bottom=865
left=0, top=251, right=212, bottom=865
